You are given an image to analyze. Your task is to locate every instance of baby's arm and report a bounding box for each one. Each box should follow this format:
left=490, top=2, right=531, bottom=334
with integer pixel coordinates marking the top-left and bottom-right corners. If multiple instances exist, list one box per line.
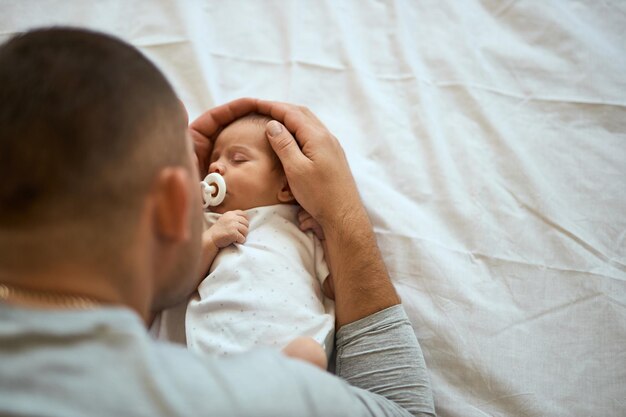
left=200, top=210, right=249, bottom=276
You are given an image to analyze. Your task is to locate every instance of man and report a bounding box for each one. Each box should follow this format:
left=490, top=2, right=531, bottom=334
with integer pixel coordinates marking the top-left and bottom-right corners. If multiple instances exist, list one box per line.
left=0, top=27, right=435, bottom=416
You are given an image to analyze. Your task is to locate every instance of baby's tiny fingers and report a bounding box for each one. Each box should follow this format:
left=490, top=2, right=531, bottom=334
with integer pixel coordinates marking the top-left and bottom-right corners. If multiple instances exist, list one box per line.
left=300, top=218, right=324, bottom=240
left=237, top=223, right=249, bottom=236
left=299, top=218, right=314, bottom=231
left=298, top=209, right=311, bottom=223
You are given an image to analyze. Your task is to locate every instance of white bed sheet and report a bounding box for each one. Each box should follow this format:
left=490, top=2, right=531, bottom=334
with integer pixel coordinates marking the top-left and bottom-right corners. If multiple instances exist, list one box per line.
left=2, top=1, right=624, bottom=416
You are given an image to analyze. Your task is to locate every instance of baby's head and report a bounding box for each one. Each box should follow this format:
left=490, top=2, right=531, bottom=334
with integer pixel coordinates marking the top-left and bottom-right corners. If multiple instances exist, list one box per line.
left=207, top=114, right=294, bottom=213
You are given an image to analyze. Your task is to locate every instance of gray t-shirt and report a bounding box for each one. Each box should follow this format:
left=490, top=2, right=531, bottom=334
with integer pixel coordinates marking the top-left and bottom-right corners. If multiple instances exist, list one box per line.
left=0, top=303, right=435, bottom=416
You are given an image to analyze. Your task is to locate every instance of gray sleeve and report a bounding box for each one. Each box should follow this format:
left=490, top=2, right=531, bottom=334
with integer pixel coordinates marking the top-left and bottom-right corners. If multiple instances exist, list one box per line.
left=336, top=305, right=436, bottom=417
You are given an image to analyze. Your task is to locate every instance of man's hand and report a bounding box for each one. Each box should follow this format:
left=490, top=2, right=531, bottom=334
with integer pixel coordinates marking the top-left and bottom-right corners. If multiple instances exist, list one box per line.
left=191, top=99, right=400, bottom=328
left=189, top=98, right=362, bottom=228
left=189, top=99, right=258, bottom=176
left=205, top=210, right=249, bottom=248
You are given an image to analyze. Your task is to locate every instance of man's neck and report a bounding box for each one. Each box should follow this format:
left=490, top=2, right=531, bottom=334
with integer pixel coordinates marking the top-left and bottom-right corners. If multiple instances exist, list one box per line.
left=0, top=264, right=152, bottom=324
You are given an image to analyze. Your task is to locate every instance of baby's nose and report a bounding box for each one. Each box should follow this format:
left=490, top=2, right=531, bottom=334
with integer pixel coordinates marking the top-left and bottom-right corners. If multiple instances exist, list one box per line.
left=209, top=161, right=225, bottom=175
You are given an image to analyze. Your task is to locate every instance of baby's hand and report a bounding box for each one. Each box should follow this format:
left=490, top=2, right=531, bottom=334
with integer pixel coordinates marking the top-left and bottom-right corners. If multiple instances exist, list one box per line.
left=208, top=210, right=249, bottom=248
left=298, top=208, right=324, bottom=240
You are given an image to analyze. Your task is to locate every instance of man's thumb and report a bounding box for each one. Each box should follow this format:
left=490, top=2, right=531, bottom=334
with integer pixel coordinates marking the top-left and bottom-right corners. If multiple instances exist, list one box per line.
left=266, top=120, right=304, bottom=166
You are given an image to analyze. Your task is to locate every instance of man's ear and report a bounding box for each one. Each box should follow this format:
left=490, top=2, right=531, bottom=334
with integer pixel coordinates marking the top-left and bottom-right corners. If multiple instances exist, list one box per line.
left=277, top=177, right=295, bottom=204
left=153, top=167, right=191, bottom=241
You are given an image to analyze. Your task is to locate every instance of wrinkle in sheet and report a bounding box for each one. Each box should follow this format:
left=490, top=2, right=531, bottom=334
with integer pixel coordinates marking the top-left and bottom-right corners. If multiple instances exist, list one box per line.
left=134, top=37, right=189, bottom=48
left=431, top=335, right=541, bottom=417
left=490, top=292, right=603, bottom=337
left=429, top=80, right=626, bottom=108
left=3, top=1, right=625, bottom=416
left=475, top=392, right=537, bottom=417
left=491, top=0, right=519, bottom=18
left=502, top=186, right=626, bottom=274
left=208, top=52, right=289, bottom=67
left=379, top=230, right=624, bottom=282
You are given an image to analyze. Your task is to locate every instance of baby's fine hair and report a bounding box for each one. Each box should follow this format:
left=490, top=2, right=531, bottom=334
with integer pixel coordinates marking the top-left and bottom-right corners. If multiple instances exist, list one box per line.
left=236, top=113, right=273, bottom=127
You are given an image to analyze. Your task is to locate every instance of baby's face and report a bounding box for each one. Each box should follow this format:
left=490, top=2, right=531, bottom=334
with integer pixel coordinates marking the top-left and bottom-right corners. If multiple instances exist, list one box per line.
left=207, top=120, right=288, bottom=214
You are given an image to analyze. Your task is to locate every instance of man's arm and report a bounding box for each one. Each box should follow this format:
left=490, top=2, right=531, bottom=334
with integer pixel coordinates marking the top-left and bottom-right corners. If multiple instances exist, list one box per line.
left=190, top=98, right=400, bottom=327
left=335, top=305, right=436, bottom=416
left=260, top=102, right=401, bottom=327
left=189, top=98, right=435, bottom=414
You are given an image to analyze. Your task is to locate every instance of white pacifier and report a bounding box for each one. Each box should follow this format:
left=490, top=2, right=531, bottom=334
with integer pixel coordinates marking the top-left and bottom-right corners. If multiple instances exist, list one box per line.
left=200, top=172, right=227, bottom=208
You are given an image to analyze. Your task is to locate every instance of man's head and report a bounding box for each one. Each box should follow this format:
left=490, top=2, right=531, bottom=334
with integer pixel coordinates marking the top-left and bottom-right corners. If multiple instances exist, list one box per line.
left=0, top=28, right=203, bottom=314
left=207, top=114, right=294, bottom=214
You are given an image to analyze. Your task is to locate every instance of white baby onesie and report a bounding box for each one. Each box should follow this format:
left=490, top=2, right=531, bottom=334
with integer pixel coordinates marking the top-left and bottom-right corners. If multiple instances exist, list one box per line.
left=185, top=204, right=334, bottom=358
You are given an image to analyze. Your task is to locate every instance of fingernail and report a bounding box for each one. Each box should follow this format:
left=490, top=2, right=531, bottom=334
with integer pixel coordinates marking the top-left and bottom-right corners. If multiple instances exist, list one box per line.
left=267, top=120, right=283, bottom=137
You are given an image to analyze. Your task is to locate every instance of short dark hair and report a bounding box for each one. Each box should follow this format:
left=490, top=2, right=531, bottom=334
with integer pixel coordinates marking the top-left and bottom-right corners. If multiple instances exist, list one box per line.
left=0, top=27, right=186, bottom=230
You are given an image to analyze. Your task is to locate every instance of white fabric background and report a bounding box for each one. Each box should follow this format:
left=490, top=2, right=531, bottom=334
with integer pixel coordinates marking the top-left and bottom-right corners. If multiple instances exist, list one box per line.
left=2, top=1, right=624, bottom=416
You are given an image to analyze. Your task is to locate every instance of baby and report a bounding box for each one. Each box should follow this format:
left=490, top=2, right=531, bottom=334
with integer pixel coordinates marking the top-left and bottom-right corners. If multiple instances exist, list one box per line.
left=155, top=114, right=334, bottom=369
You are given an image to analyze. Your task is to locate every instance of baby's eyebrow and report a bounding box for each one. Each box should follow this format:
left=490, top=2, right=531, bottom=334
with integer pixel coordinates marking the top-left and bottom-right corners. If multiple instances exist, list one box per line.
left=228, top=144, right=252, bottom=153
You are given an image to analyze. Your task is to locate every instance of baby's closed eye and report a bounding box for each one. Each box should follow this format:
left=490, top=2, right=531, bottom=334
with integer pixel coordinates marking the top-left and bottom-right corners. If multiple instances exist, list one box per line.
left=231, top=152, right=249, bottom=162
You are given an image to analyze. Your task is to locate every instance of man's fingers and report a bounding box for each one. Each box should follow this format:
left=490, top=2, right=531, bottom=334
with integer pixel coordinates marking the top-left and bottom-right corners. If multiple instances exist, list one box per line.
left=191, top=129, right=212, bottom=175
left=257, top=100, right=320, bottom=147
left=266, top=121, right=309, bottom=169
left=190, top=98, right=259, bottom=173
left=192, top=98, right=326, bottom=152
left=190, top=98, right=259, bottom=139
left=256, top=99, right=291, bottom=121
left=192, top=98, right=325, bottom=144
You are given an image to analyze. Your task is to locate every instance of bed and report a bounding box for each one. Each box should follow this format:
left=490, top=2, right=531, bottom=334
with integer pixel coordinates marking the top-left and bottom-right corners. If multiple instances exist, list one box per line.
left=2, top=1, right=624, bottom=415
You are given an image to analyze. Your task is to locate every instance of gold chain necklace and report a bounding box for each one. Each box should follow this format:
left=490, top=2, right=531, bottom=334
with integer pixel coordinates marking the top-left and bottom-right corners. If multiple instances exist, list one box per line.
left=0, top=283, right=100, bottom=309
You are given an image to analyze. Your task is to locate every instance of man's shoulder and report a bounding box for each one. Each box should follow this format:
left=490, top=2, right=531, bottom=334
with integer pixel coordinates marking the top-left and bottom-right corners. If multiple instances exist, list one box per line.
left=151, top=342, right=355, bottom=416
left=1, top=305, right=364, bottom=417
